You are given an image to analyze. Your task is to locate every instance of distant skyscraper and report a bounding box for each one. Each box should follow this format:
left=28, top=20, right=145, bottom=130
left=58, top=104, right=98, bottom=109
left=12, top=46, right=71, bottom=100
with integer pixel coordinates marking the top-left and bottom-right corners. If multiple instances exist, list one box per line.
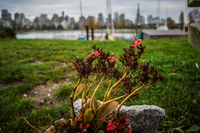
left=52, top=14, right=59, bottom=24
left=161, top=18, right=165, bottom=25
left=68, top=17, right=75, bottom=29
left=108, top=14, right=111, bottom=24
left=125, top=19, right=133, bottom=28
left=88, top=16, right=95, bottom=21
left=2, top=9, right=8, bottom=14
left=140, top=16, right=145, bottom=25
left=147, top=15, right=153, bottom=24
left=59, top=16, right=64, bottom=23
left=1, top=9, right=12, bottom=22
left=16, top=13, right=26, bottom=26
left=14, top=13, right=19, bottom=20
left=152, top=16, right=160, bottom=24
left=70, top=17, right=75, bottom=24
left=62, top=11, right=64, bottom=18
left=135, top=15, right=145, bottom=26
left=98, top=13, right=104, bottom=26
left=39, top=14, right=48, bottom=27
left=119, top=14, right=125, bottom=22
left=33, top=17, right=39, bottom=29
left=65, top=15, right=69, bottom=22
left=114, top=12, right=119, bottom=23
left=78, top=15, right=86, bottom=27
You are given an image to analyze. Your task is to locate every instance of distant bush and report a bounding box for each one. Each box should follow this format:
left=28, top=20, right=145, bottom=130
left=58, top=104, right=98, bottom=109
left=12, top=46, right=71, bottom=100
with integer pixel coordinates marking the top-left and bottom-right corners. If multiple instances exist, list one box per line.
left=0, top=27, right=16, bottom=39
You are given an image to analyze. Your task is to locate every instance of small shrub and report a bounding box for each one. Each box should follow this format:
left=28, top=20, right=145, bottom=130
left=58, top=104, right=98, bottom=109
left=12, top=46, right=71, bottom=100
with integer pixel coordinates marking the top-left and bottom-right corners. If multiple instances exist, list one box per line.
left=0, top=27, right=16, bottom=39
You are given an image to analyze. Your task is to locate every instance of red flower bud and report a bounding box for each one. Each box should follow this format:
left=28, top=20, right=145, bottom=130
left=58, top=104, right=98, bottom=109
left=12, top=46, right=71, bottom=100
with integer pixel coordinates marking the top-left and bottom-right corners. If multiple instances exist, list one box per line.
left=85, top=124, right=90, bottom=129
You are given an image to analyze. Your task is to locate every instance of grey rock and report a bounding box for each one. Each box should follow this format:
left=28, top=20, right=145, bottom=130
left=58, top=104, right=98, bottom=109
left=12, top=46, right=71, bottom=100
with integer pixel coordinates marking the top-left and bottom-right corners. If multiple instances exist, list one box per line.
left=73, top=99, right=165, bottom=133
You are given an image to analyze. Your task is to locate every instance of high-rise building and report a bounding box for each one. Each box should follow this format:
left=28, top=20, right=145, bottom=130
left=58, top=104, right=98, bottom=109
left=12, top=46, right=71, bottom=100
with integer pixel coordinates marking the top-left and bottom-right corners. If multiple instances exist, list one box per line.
left=52, top=14, right=59, bottom=23
left=147, top=15, right=153, bottom=24
left=152, top=16, right=160, bottom=24
left=68, top=17, right=75, bottom=29
left=119, top=14, right=125, bottom=22
left=1, top=9, right=8, bottom=14
left=14, top=13, right=19, bottom=20
left=65, top=15, right=69, bottom=22
left=62, top=11, right=64, bottom=18
left=1, top=9, right=12, bottom=22
left=161, top=18, right=165, bottom=25
left=125, top=19, right=133, bottom=28
left=78, top=15, right=86, bottom=27
left=33, top=17, right=39, bottom=29
left=88, top=16, right=95, bottom=21
left=114, top=12, right=119, bottom=23
left=69, top=17, right=75, bottom=24
left=135, top=15, right=145, bottom=26
left=140, top=16, right=145, bottom=25
left=108, top=14, right=111, bottom=24
left=98, top=13, right=104, bottom=26
left=59, top=16, right=64, bottom=23
left=16, top=13, right=26, bottom=26
left=39, top=14, right=48, bottom=27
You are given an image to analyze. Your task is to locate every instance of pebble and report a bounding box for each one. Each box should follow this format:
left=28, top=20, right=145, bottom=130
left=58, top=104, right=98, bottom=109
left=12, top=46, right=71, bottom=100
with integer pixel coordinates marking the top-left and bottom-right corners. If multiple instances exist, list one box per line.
left=40, top=99, right=46, bottom=104
left=34, top=92, right=38, bottom=95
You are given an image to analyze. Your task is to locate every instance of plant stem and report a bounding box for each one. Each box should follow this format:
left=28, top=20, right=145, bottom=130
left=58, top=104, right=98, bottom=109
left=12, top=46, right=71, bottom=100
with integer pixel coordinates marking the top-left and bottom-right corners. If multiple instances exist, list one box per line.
left=103, top=79, right=112, bottom=103
left=71, top=78, right=82, bottom=99
left=70, top=78, right=82, bottom=122
left=81, top=77, right=88, bottom=116
left=106, top=71, right=127, bottom=101
left=113, top=84, right=146, bottom=119
left=86, top=72, right=99, bottom=96
left=89, top=74, right=106, bottom=108
left=109, top=85, right=124, bottom=100
left=84, top=77, right=88, bottom=99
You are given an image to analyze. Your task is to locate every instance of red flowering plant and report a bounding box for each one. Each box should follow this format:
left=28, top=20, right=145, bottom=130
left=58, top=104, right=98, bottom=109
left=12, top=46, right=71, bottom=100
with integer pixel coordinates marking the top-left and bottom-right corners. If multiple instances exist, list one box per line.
left=51, top=39, right=164, bottom=133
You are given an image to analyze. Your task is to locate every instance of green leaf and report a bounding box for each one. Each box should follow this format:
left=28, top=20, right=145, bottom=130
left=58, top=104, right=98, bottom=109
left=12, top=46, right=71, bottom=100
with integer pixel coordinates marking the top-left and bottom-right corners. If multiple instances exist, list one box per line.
left=91, top=97, right=102, bottom=112
left=95, top=101, right=118, bottom=119
left=84, top=108, right=95, bottom=124
left=176, top=125, right=185, bottom=129
left=185, top=125, right=200, bottom=132
left=74, top=84, right=84, bottom=99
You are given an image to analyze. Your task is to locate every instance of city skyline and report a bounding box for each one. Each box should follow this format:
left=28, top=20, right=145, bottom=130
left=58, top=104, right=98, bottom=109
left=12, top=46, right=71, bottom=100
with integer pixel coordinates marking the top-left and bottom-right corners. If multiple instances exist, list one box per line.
left=1, top=0, right=200, bottom=24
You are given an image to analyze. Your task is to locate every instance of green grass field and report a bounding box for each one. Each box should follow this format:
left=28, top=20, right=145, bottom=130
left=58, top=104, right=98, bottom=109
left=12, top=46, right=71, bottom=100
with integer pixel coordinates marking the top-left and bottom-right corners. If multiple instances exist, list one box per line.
left=0, top=39, right=199, bottom=132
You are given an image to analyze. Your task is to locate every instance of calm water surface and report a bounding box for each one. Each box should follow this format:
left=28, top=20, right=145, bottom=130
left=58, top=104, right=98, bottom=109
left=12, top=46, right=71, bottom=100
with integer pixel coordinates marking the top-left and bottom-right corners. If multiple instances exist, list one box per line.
left=17, top=30, right=135, bottom=40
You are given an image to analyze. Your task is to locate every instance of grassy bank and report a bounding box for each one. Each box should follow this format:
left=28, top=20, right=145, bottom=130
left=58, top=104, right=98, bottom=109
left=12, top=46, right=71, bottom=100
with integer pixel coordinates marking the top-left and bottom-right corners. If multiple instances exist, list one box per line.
left=0, top=39, right=199, bottom=132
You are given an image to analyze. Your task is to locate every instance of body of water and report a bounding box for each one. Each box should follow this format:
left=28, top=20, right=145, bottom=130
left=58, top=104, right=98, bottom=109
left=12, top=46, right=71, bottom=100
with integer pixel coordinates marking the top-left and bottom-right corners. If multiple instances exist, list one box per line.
left=17, top=30, right=136, bottom=40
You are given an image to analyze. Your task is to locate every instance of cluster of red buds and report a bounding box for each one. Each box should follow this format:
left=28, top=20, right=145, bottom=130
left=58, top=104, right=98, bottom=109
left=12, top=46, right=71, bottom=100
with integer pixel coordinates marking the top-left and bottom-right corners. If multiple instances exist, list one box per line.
left=106, top=115, right=132, bottom=133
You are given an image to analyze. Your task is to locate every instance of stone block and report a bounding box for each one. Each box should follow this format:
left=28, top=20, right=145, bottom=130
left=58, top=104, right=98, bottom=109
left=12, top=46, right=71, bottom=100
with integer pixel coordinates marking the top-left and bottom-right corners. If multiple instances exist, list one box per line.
left=188, top=23, right=200, bottom=52
left=74, top=99, right=165, bottom=133
left=188, top=0, right=200, bottom=7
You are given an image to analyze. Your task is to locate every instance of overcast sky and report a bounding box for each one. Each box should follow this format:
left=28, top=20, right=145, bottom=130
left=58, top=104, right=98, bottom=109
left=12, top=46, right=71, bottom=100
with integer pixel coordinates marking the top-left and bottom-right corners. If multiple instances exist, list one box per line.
left=0, top=0, right=199, bottom=24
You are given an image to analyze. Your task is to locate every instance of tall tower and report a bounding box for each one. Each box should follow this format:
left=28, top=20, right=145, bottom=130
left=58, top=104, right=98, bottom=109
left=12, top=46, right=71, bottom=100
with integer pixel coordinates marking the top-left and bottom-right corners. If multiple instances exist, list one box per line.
left=136, top=3, right=140, bottom=26
left=62, top=11, right=64, bottom=18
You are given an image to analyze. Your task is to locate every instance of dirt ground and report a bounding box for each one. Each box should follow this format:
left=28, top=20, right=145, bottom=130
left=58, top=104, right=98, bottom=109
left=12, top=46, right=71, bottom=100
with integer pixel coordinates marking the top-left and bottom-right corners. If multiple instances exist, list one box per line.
left=25, top=80, right=70, bottom=109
